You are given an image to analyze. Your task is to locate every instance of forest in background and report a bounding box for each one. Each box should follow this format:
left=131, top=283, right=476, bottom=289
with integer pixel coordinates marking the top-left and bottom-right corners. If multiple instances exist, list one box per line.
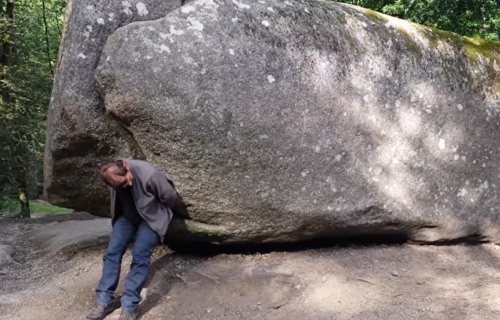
left=0, top=0, right=65, bottom=217
left=0, top=0, right=499, bottom=217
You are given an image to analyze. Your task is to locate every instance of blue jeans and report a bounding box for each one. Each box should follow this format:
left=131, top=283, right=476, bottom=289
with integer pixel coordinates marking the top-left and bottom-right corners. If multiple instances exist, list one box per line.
left=96, top=216, right=159, bottom=311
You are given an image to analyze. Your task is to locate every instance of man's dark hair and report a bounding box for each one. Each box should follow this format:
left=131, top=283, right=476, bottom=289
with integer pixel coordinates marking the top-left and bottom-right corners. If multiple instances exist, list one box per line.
left=101, top=160, right=128, bottom=183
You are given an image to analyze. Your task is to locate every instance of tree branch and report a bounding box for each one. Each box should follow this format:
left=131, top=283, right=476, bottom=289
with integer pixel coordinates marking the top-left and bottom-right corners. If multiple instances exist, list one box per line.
left=42, top=0, right=53, bottom=74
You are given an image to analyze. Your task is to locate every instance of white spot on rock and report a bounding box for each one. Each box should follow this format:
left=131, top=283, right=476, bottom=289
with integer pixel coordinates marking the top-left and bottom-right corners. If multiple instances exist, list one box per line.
left=122, top=1, right=133, bottom=15
left=97, top=18, right=105, bottom=25
left=83, top=25, right=92, bottom=40
left=301, top=171, right=308, bottom=177
left=183, top=55, right=195, bottom=64
left=108, top=13, right=115, bottom=21
left=159, top=33, right=168, bottom=40
left=335, top=154, right=342, bottom=162
left=267, top=6, right=275, bottom=12
left=232, top=0, right=250, bottom=10
left=86, top=5, right=94, bottom=10
left=267, top=75, right=275, bottom=83
left=259, top=134, right=268, bottom=139
left=160, top=45, right=171, bottom=53
left=493, top=59, right=500, bottom=72
left=187, top=17, right=204, bottom=31
left=315, top=146, right=321, bottom=153
left=304, top=8, right=310, bottom=13
left=78, top=53, right=87, bottom=59
left=197, top=0, right=220, bottom=9
left=439, top=139, right=445, bottom=150
left=229, top=49, right=235, bottom=55
left=170, top=25, right=185, bottom=35
left=262, top=20, right=270, bottom=27
left=457, top=188, right=467, bottom=197
left=136, top=2, right=149, bottom=16
left=457, top=104, right=463, bottom=111
left=479, top=180, right=489, bottom=190
left=454, top=154, right=459, bottom=161
left=181, top=5, right=196, bottom=13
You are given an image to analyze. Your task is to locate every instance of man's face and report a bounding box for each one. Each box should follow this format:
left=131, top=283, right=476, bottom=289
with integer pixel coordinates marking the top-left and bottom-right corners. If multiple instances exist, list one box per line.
left=106, top=173, right=130, bottom=188
left=104, top=163, right=133, bottom=188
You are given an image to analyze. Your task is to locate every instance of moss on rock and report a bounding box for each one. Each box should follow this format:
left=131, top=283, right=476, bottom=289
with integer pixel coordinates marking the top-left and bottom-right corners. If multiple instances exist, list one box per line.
left=357, top=7, right=389, bottom=24
left=346, top=3, right=500, bottom=96
left=337, top=13, right=347, bottom=25
left=394, top=27, right=423, bottom=63
left=344, top=34, right=358, bottom=52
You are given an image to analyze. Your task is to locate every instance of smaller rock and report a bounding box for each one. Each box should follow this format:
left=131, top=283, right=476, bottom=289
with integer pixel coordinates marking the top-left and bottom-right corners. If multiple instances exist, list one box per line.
left=0, top=245, right=15, bottom=267
left=391, top=270, right=400, bottom=277
left=30, top=219, right=111, bottom=255
left=0, top=245, right=14, bottom=256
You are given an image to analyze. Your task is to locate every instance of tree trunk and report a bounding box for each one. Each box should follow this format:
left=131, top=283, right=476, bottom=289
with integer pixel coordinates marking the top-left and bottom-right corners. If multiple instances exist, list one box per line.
left=42, top=0, right=53, bottom=74
left=0, top=0, right=15, bottom=68
left=27, top=157, right=39, bottom=200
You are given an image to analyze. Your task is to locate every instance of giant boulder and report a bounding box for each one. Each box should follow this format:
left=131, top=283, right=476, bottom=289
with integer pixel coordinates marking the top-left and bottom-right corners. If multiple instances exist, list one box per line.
left=47, top=0, right=500, bottom=244
left=44, top=0, right=184, bottom=215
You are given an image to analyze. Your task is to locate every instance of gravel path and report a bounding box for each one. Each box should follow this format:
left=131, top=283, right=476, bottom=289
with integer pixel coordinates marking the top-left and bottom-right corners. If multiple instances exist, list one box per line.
left=1, top=214, right=500, bottom=320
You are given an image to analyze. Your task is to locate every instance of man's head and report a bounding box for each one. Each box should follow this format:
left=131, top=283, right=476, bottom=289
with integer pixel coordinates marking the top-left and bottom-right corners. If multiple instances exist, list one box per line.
left=101, top=160, right=133, bottom=188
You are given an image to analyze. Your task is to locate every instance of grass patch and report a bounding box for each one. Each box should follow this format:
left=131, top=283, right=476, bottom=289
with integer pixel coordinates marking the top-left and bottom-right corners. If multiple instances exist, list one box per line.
left=30, top=202, right=73, bottom=216
left=0, top=199, right=73, bottom=217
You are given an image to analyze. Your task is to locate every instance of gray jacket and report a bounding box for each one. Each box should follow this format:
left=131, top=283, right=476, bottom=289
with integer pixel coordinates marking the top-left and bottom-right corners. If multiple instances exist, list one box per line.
left=109, top=159, right=178, bottom=242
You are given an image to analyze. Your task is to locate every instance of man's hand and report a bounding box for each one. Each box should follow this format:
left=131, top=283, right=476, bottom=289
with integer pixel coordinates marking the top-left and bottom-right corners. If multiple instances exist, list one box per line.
left=148, top=171, right=177, bottom=209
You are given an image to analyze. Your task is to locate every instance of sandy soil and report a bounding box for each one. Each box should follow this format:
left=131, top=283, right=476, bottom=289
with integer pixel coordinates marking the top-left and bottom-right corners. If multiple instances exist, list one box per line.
left=2, top=214, right=500, bottom=320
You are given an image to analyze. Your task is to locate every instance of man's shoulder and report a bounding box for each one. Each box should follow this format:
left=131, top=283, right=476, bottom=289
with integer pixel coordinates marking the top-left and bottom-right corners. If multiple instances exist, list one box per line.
left=127, top=159, right=155, bottom=171
left=126, top=159, right=151, bottom=167
left=126, top=159, right=165, bottom=179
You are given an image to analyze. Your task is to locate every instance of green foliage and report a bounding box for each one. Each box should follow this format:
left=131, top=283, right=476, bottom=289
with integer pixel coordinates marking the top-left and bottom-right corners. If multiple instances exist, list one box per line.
left=0, top=0, right=66, bottom=216
left=30, top=202, right=73, bottom=216
left=0, top=198, right=72, bottom=218
left=340, top=0, right=500, bottom=41
left=0, top=197, right=21, bottom=217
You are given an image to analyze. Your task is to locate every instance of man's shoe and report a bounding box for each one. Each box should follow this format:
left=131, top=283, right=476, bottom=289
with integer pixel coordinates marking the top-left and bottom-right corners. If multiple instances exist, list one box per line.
left=118, top=309, right=138, bottom=320
left=86, top=304, right=114, bottom=320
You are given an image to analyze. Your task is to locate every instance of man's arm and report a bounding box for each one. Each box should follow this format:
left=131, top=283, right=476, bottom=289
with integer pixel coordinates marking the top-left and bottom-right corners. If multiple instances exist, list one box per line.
left=148, top=170, right=178, bottom=209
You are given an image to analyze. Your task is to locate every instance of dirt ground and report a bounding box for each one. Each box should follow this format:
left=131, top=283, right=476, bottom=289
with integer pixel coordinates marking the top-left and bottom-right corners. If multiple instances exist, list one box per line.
left=2, top=214, right=500, bottom=320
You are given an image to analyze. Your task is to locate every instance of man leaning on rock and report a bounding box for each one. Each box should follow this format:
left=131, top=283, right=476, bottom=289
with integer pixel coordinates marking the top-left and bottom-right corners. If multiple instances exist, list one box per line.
left=86, top=159, right=178, bottom=320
